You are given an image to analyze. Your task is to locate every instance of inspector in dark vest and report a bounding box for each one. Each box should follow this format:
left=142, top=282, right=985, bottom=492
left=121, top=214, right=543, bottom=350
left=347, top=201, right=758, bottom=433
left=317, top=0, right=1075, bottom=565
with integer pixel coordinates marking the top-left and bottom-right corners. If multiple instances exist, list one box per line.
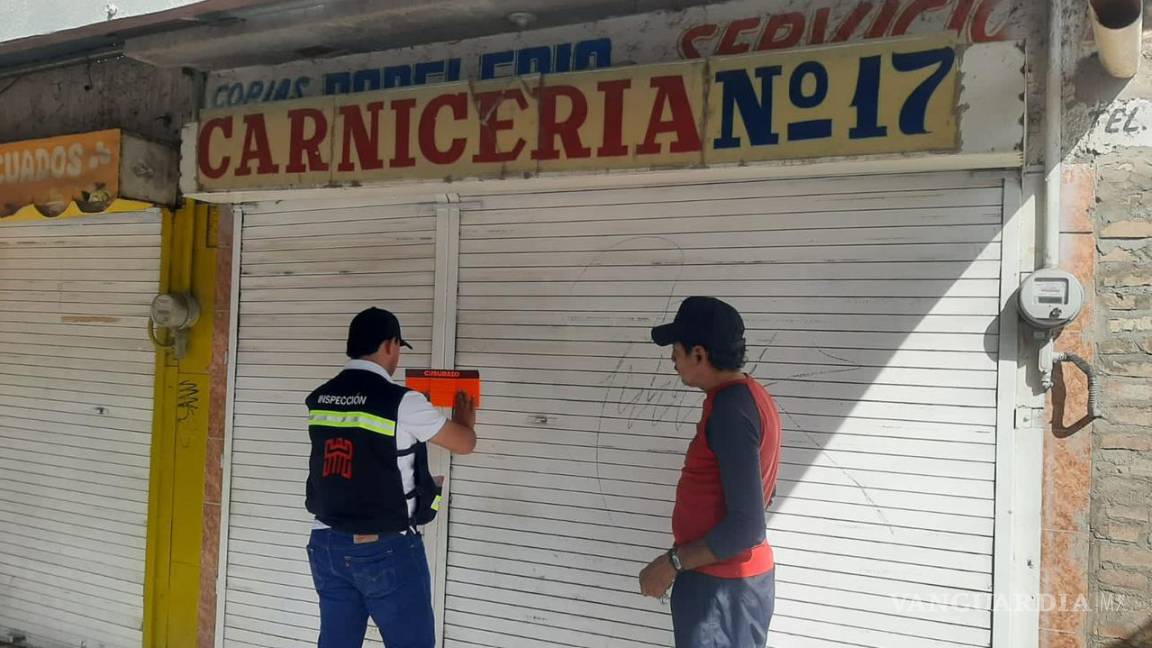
left=305, top=368, right=441, bottom=534
left=303, top=307, right=477, bottom=648
left=304, top=313, right=442, bottom=535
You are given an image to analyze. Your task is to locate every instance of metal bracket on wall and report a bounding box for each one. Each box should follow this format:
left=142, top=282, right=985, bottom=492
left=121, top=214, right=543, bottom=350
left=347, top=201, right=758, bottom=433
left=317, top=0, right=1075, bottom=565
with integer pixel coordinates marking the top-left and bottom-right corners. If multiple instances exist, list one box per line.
left=1015, top=407, right=1045, bottom=429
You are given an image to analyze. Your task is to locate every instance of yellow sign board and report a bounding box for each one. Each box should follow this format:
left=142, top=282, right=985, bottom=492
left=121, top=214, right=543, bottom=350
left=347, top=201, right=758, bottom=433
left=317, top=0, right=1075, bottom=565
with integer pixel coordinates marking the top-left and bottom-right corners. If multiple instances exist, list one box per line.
left=0, top=129, right=179, bottom=221
left=0, top=130, right=121, bottom=217
left=196, top=37, right=959, bottom=190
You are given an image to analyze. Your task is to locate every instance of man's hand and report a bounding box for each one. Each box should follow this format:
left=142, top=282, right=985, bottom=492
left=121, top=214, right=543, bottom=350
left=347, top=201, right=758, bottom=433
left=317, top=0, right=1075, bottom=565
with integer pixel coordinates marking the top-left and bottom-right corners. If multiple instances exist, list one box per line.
left=452, top=391, right=476, bottom=428
left=638, top=552, right=677, bottom=599
left=430, top=391, right=478, bottom=455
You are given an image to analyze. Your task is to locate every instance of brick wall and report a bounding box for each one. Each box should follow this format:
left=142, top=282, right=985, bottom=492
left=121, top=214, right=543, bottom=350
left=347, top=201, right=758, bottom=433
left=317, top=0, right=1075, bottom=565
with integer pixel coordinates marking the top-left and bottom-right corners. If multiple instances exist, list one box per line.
left=1091, top=151, right=1152, bottom=648
left=1057, top=4, right=1152, bottom=646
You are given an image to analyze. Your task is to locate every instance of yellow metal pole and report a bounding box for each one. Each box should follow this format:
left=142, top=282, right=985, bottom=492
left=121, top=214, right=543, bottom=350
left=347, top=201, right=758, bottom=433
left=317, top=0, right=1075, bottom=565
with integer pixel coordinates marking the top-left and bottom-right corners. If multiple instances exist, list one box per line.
left=143, top=200, right=221, bottom=648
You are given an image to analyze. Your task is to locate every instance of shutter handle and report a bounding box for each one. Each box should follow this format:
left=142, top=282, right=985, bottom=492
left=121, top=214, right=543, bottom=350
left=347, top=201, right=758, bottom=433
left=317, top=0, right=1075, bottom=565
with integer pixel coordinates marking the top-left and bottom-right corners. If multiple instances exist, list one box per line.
left=532, top=415, right=550, bottom=425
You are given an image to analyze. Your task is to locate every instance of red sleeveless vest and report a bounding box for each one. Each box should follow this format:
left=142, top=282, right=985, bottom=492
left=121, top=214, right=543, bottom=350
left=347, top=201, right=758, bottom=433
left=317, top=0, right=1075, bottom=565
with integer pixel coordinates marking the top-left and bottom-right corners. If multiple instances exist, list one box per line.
left=672, top=376, right=781, bottom=578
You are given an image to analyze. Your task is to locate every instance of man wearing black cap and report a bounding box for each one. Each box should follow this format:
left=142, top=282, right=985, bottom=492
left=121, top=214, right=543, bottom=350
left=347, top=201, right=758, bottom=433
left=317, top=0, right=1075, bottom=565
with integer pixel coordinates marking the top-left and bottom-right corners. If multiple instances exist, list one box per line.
left=304, top=307, right=477, bottom=648
left=638, top=296, right=782, bottom=648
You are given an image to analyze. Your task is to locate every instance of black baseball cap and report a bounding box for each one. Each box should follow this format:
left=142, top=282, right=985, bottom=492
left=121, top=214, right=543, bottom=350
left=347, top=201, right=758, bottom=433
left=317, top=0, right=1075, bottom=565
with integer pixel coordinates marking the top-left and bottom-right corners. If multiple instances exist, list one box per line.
left=346, top=307, right=412, bottom=357
left=651, top=297, right=745, bottom=350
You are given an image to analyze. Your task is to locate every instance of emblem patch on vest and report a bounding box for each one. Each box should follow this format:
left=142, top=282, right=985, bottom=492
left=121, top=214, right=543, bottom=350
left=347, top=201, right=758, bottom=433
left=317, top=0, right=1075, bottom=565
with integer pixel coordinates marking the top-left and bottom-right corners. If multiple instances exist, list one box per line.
left=323, top=438, right=354, bottom=479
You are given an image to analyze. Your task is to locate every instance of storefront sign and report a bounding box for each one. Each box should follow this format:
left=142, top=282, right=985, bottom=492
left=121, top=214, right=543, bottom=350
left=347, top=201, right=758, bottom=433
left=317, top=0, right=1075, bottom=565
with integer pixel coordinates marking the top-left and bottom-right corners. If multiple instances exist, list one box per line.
left=195, top=37, right=960, bottom=190
left=1, top=131, right=120, bottom=214
left=204, top=0, right=1029, bottom=109
left=0, top=130, right=179, bottom=220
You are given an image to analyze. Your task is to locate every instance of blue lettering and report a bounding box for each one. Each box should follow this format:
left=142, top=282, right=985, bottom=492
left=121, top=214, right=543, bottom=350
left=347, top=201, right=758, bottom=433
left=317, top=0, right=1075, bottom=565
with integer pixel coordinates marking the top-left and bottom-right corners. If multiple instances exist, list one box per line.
left=850, top=55, right=887, bottom=139
left=574, top=38, right=611, bottom=71
left=554, top=43, right=573, bottom=73
left=227, top=83, right=245, bottom=106
left=353, top=69, right=382, bottom=92
left=414, top=61, right=446, bottom=85
left=789, top=62, right=828, bottom=109
left=271, top=78, right=292, bottom=101
left=787, top=62, right=832, bottom=141
left=713, top=67, right=782, bottom=149
left=480, top=50, right=515, bottom=79
left=245, top=81, right=265, bottom=104
left=293, top=77, right=311, bottom=99
left=446, top=58, right=462, bottom=82
left=213, top=85, right=230, bottom=108
left=325, top=72, right=352, bottom=95
left=892, top=48, right=955, bottom=135
left=383, top=66, right=412, bottom=88
left=517, top=46, right=552, bottom=75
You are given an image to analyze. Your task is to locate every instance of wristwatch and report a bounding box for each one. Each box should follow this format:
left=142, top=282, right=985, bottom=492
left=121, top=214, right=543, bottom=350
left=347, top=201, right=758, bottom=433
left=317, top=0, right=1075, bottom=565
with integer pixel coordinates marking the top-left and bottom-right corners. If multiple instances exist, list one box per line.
left=667, top=548, right=684, bottom=572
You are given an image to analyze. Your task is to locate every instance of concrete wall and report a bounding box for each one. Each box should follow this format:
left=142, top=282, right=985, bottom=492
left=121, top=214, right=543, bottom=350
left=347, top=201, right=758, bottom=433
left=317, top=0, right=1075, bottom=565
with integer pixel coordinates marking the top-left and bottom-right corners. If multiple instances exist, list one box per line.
left=1045, top=2, right=1152, bottom=647
left=0, top=56, right=200, bottom=146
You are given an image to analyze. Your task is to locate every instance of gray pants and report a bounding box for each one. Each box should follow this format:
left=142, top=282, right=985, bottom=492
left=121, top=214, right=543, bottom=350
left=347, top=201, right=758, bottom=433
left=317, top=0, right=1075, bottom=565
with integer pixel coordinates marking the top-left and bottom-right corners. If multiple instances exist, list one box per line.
left=671, top=570, right=775, bottom=648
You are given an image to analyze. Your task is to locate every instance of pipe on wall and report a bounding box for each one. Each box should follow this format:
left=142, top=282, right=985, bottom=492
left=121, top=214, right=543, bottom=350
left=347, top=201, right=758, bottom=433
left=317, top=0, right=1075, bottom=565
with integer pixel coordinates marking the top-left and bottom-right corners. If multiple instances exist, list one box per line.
left=1039, top=0, right=1065, bottom=391
left=1090, top=0, right=1143, bottom=78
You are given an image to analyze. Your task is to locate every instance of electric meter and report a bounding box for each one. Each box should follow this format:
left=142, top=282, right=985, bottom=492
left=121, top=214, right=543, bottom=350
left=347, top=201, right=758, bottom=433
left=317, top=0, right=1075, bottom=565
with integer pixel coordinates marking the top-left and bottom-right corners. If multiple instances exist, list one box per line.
left=149, top=293, right=201, bottom=358
left=1017, top=269, right=1084, bottom=330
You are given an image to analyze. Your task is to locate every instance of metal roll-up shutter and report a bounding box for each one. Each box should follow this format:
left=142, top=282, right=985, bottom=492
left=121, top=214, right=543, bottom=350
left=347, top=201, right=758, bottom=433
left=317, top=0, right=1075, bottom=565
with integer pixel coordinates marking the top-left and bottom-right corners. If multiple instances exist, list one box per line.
left=222, top=198, right=440, bottom=648
left=0, top=212, right=161, bottom=648
left=444, top=171, right=1008, bottom=648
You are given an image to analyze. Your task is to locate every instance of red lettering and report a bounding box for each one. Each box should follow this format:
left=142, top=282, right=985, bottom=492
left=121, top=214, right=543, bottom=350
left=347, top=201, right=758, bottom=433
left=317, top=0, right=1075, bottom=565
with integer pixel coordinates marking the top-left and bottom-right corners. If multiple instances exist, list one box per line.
left=832, top=3, right=875, bottom=41
left=390, top=99, right=417, bottom=168
left=419, top=93, right=468, bottom=165
left=532, top=85, right=591, bottom=161
left=597, top=79, right=631, bottom=157
left=472, top=89, right=529, bottom=164
left=197, top=117, right=232, bottom=180
left=716, top=17, right=762, bottom=56
left=971, top=0, right=1010, bottom=42
left=286, top=108, right=330, bottom=174
left=756, top=12, right=805, bottom=50
left=893, top=0, right=950, bottom=35
left=947, top=0, right=977, bottom=32
left=810, top=7, right=832, bottom=44
left=234, top=114, right=279, bottom=177
left=867, top=0, right=901, bottom=38
left=636, top=76, right=702, bottom=156
left=679, top=24, right=718, bottom=58
left=337, top=103, right=383, bottom=172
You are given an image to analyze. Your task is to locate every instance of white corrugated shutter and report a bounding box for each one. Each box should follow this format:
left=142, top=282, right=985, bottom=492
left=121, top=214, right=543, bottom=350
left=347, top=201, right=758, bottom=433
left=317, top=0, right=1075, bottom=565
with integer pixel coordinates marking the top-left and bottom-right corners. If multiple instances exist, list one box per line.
left=444, top=171, right=1007, bottom=648
left=0, top=212, right=161, bottom=648
left=222, top=198, right=440, bottom=648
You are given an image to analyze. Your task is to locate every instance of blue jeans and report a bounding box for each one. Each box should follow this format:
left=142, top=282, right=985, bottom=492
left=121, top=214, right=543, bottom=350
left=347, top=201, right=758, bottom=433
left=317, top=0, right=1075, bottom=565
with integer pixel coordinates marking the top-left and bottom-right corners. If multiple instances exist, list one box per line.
left=307, top=529, right=435, bottom=648
left=671, top=569, right=775, bottom=648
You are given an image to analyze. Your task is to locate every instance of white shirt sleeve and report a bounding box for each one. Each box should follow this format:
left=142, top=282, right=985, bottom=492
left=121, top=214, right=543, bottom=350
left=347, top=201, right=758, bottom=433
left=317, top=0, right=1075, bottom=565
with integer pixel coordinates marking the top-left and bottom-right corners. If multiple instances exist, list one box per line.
left=398, top=390, right=448, bottom=443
